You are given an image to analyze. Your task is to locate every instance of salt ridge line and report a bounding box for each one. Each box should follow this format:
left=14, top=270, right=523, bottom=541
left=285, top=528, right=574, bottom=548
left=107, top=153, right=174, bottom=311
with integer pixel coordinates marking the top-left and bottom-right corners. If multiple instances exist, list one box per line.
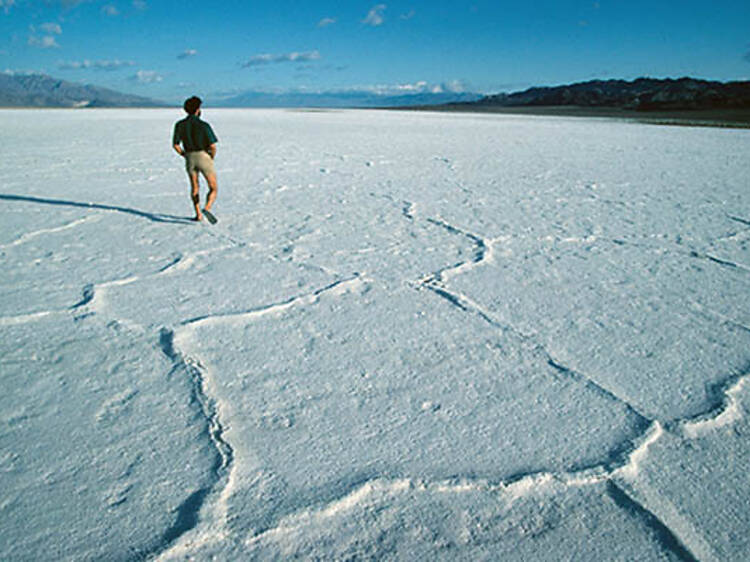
left=0, top=310, right=59, bottom=326
left=70, top=245, right=234, bottom=321
left=0, top=215, right=98, bottom=250
left=240, top=368, right=747, bottom=559
left=367, top=192, right=415, bottom=222
left=423, top=217, right=496, bottom=284
left=605, top=482, right=703, bottom=562
left=153, top=274, right=372, bottom=560
left=240, top=387, right=738, bottom=550
left=156, top=245, right=238, bottom=276
left=182, top=275, right=368, bottom=328
left=680, top=375, right=749, bottom=439
left=605, top=232, right=750, bottom=275
left=684, top=299, right=750, bottom=335
left=684, top=246, right=750, bottom=273
left=0, top=251, right=205, bottom=327
left=72, top=276, right=140, bottom=315
left=727, top=214, right=750, bottom=227
left=574, top=234, right=750, bottom=348
left=412, top=211, right=652, bottom=422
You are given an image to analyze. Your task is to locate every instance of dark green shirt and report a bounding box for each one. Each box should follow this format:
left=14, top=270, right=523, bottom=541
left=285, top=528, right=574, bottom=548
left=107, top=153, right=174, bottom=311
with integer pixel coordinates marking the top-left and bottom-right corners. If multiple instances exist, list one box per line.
left=172, top=115, right=218, bottom=152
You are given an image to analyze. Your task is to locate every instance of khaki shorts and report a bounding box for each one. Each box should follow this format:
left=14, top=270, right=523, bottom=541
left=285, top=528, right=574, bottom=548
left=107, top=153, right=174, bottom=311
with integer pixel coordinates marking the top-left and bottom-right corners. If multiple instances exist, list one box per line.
left=185, top=151, right=216, bottom=177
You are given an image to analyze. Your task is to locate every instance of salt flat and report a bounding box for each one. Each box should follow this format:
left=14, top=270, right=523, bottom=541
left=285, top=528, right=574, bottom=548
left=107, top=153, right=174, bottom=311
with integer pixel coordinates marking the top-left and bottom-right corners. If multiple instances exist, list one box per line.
left=1, top=108, right=749, bottom=561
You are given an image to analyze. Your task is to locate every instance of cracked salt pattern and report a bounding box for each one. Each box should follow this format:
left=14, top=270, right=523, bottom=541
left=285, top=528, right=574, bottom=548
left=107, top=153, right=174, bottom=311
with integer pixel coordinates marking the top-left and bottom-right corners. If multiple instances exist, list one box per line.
left=1, top=108, right=749, bottom=560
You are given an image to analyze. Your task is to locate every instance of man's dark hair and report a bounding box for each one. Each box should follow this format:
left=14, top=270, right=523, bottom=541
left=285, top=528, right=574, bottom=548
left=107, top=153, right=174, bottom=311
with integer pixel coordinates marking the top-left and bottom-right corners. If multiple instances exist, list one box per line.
left=184, top=96, right=202, bottom=115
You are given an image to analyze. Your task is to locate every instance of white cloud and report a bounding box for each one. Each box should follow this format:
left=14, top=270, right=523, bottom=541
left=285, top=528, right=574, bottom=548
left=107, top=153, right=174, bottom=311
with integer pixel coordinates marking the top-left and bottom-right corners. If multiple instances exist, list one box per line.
left=101, top=4, right=119, bottom=16
left=241, top=50, right=321, bottom=68
left=28, top=35, right=60, bottom=49
left=40, top=23, right=63, bottom=35
left=59, top=59, right=135, bottom=71
left=343, top=80, right=468, bottom=96
left=133, top=0, right=147, bottom=9
left=362, top=4, right=386, bottom=26
left=131, top=70, right=163, bottom=83
left=209, top=82, right=475, bottom=101
left=400, top=10, right=415, bottom=20
left=178, top=49, right=198, bottom=59
left=317, top=17, right=336, bottom=28
left=442, top=80, right=466, bottom=93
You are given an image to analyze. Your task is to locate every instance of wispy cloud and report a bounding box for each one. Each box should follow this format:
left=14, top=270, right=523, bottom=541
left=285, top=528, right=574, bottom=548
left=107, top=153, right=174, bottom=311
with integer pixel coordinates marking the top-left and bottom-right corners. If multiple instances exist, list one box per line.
left=400, top=9, right=415, bottom=20
left=317, top=17, right=336, bottom=28
left=28, top=23, right=62, bottom=48
left=101, top=4, right=119, bottom=16
left=28, top=35, right=60, bottom=49
left=3, top=68, right=46, bottom=76
left=131, top=70, right=163, bottom=83
left=133, top=0, right=147, bottom=9
left=0, top=0, right=16, bottom=14
left=345, top=80, right=468, bottom=96
left=362, top=4, right=386, bottom=26
left=40, top=23, right=63, bottom=34
left=442, top=80, right=468, bottom=93
left=59, top=59, right=135, bottom=71
left=241, top=50, right=321, bottom=68
left=211, top=81, right=472, bottom=100
left=178, top=49, right=198, bottom=59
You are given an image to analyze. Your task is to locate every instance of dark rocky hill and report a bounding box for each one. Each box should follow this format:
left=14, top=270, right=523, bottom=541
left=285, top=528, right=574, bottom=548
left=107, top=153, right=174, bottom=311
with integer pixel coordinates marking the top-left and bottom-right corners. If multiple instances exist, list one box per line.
left=0, top=73, right=165, bottom=108
left=471, top=77, right=750, bottom=111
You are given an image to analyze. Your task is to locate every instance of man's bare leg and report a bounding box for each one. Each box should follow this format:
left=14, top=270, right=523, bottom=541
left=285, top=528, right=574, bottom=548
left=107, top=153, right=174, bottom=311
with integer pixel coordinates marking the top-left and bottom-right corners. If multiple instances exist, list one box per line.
left=204, top=172, right=218, bottom=212
left=189, top=173, right=202, bottom=221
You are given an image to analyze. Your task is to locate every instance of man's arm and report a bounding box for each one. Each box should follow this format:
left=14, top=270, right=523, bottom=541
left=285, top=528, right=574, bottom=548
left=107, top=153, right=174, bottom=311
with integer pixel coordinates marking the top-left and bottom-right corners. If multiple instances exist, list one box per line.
left=206, top=143, right=217, bottom=160
left=172, top=121, right=185, bottom=157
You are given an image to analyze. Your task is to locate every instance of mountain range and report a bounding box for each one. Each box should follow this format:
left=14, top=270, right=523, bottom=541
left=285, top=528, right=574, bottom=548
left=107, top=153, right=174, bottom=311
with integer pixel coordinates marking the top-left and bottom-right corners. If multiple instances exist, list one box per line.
left=0, top=73, right=164, bottom=108
left=457, top=77, right=750, bottom=111
left=2, top=73, right=750, bottom=112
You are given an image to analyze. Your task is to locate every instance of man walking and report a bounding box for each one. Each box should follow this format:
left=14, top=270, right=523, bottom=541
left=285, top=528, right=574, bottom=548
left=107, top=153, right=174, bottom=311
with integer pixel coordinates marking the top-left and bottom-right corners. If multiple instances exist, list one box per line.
left=172, top=96, right=219, bottom=223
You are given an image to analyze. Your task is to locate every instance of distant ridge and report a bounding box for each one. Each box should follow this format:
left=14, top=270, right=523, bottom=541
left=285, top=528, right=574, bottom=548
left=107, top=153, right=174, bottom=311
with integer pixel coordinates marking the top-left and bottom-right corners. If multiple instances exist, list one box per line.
left=0, top=73, right=166, bottom=108
left=455, top=77, right=750, bottom=111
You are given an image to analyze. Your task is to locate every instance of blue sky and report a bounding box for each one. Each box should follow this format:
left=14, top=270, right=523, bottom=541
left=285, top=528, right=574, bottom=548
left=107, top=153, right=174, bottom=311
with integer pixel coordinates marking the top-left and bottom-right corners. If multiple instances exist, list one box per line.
left=2, top=0, right=749, bottom=102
